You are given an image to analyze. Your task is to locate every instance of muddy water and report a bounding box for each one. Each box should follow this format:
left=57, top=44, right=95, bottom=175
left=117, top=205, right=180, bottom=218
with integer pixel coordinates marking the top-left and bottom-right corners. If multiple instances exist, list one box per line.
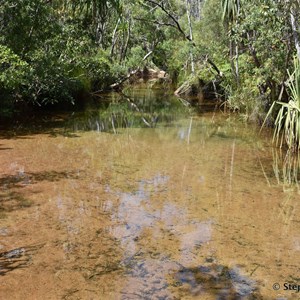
left=0, top=89, right=300, bottom=300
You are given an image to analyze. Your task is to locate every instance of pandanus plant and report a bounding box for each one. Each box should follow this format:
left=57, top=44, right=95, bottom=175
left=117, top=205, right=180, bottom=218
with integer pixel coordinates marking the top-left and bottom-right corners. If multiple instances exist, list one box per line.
left=64, top=0, right=120, bottom=14
left=221, top=0, right=240, bottom=85
left=221, top=0, right=240, bottom=23
left=263, top=57, right=300, bottom=150
left=63, top=0, right=121, bottom=44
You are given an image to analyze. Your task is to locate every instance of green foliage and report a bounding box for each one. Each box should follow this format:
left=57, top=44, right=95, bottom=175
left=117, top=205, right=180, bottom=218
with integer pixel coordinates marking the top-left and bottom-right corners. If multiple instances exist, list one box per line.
left=0, top=45, right=29, bottom=90
left=0, top=0, right=59, bottom=54
left=153, top=40, right=191, bottom=83
left=126, top=46, right=147, bottom=70
left=197, top=0, right=227, bottom=57
left=0, top=0, right=124, bottom=110
left=218, top=0, right=297, bottom=121
left=23, top=48, right=81, bottom=105
left=85, top=50, right=121, bottom=90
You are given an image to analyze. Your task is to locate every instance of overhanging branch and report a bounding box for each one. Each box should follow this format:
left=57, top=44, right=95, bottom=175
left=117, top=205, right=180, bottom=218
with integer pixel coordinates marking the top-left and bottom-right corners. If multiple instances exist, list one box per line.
left=143, top=0, right=222, bottom=76
left=144, top=0, right=191, bottom=41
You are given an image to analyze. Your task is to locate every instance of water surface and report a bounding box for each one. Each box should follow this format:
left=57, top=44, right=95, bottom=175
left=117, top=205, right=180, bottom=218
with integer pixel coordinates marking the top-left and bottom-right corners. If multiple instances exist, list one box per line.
left=0, top=88, right=299, bottom=299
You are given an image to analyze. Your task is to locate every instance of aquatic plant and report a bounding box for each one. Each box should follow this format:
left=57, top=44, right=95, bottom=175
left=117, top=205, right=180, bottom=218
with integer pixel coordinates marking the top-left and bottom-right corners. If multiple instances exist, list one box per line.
left=263, top=57, right=300, bottom=150
left=272, top=148, right=300, bottom=190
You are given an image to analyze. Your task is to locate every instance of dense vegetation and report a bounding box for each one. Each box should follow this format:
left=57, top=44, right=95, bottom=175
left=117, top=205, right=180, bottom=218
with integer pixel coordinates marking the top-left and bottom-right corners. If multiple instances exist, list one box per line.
left=0, top=0, right=299, bottom=141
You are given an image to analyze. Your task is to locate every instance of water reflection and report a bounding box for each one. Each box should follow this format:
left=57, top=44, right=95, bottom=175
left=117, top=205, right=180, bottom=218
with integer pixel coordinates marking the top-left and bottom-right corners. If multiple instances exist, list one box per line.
left=0, top=85, right=193, bottom=140
left=66, top=90, right=192, bottom=133
left=105, top=173, right=259, bottom=298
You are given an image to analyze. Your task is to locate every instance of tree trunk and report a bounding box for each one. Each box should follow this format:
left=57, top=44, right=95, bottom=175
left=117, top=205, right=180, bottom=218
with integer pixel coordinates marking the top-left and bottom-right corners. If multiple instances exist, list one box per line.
left=186, top=0, right=195, bottom=73
left=290, top=5, right=300, bottom=61
left=229, top=39, right=235, bottom=78
left=120, top=18, right=131, bottom=62
left=235, top=43, right=239, bottom=85
left=110, top=18, right=121, bottom=58
left=234, top=0, right=240, bottom=85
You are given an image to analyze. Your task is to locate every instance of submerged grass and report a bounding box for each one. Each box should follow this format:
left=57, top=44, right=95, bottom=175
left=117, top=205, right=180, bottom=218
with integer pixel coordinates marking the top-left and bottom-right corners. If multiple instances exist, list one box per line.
left=272, top=148, right=300, bottom=190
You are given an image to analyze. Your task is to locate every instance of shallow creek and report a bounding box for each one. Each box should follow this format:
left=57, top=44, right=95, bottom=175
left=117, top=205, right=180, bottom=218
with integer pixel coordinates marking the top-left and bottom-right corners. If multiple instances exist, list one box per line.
left=0, top=88, right=300, bottom=299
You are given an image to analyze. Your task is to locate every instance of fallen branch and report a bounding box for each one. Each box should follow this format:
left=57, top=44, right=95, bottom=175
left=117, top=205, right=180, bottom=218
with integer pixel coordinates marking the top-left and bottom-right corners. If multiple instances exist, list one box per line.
left=91, top=68, right=141, bottom=94
left=142, top=50, right=153, bottom=61
left=109, top=68, right=141, bottom=90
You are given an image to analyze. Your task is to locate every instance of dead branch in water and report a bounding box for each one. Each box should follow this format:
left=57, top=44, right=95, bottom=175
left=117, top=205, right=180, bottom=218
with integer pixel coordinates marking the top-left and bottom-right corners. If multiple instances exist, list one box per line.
left=91, top=68, right=142, bottom=95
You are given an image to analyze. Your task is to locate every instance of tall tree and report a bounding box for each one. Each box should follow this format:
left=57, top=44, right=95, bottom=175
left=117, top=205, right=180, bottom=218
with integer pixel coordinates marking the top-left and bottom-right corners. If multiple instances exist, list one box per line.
left=289, top=0, right=300, bottom=61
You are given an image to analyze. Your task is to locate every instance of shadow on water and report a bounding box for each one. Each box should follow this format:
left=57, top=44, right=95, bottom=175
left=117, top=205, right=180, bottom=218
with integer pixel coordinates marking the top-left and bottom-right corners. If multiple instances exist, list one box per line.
left=0, top=144, right=12, bottom=150
left=0, top=170, right=82, bottom=215
left=0, top=170, right=82, bottom=189
left=174, top=264, right=262, bottom=299
left=0, top=114, right=81, bottom=139
left=0, top=191, right=32, bottom=216
left=0, top=245, right=43, bottom=276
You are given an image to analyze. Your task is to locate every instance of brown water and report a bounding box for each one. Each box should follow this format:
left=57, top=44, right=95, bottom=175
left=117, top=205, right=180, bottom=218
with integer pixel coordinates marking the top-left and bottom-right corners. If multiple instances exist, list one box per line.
left=0, top=89, right=300, bottom=300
